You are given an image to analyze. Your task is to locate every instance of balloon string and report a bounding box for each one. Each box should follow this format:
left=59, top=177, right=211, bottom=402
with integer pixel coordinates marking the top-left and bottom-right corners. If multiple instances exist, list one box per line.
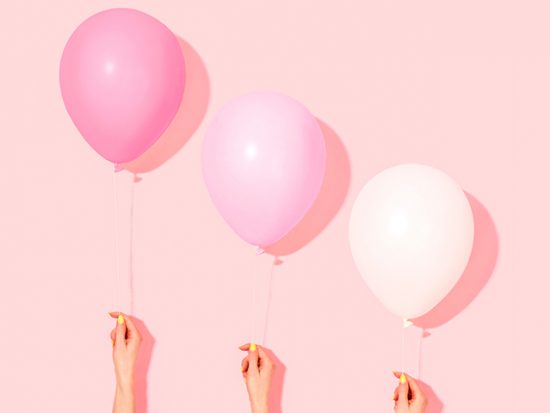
left=401, top=322, right=405, bottom=375
left=401, top=318, right=413, bottom=374
left=261, top=259, right=275, bottom=346
left=251, top=249, right=258, bottom=344
left=128, top=177, right=136, bottom=315
left=251, top=247, right=266, bottom=345
left=113, top=170, right=122, bottom=314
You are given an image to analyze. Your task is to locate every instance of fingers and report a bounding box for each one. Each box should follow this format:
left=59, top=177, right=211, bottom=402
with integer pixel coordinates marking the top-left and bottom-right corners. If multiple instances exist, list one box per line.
left=405, top=375, right=422, bottom=402
left=247, top=344, right=259, bottom=377
left=404, top=375, right=427, bottom=407
left=241, top=357, right=250, bottom=378
left=396, top=374, right=410, bottom=411
left=109, top=312, right=142, bottom=349
left=239, top=342, right=260, bottom=377
left=109, top=311, right=121, bottom=319
left=257, top=346, right=274, bottom=373
left=392, top=371, right=429, bottom=411
left=240, top=343, right=275, bottom=378
left=114, top=313, right=127, bottom=349
left=123, top=314, right=142, bottom=349
left=393, top=372, right=424, bottom=402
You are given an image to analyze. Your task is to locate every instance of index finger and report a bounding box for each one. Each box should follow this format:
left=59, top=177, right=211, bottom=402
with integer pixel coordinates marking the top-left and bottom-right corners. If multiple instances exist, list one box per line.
left=257, top=346, right=274, bottom=371
left=396, top=379, right=409, bottom=410
left=114, top=313, right=127, bottom=349
left=405, top=376, right=423, bottom=402
left=393, top=372, right=422, bottom=400
left=123, top=315, right=141, bottom=344
left=393, top=371, right=423, bottom=399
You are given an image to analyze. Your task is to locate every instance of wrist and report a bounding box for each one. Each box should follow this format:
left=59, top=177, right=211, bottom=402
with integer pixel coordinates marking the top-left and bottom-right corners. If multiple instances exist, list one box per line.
left=116, top=377, right=135, bottom=395
left=251, top=401, right=268, bottom=413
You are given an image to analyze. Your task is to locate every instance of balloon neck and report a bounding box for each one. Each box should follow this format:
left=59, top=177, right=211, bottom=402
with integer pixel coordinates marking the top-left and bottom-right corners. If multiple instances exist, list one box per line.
left=255, top=246, right=265, bottom=255
left=402, top=318, right=413, bottom=328
left=114, top=163, right=123, bottom=173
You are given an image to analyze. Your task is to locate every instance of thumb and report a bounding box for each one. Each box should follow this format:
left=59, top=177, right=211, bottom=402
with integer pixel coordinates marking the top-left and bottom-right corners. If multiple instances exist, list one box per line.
left=114, top=313, right=127, bottom=348
left=396, top=373, right=409, bottom=410
left=247, top=343, right=259, bottom=377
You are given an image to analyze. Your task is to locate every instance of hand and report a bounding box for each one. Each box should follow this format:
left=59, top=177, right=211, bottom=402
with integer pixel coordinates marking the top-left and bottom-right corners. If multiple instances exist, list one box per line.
left=392, top=372, right=428, bottom=413
left=239, top=343, right=274, bottom=413
left=109, top=312, right=142, bottom=387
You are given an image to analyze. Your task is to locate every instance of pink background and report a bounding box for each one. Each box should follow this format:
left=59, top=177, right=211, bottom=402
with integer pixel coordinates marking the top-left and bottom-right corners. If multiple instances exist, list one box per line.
left=1, top=1, right=548, bottom=412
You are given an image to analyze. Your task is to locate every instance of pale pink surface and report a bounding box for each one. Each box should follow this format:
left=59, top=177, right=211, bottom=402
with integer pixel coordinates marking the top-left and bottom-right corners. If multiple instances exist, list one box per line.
left=0, top=1, right=548, bottom=413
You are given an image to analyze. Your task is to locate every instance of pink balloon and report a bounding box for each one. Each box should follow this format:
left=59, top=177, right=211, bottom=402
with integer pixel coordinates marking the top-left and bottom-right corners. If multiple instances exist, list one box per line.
left=202, top=92, right=326, bottom=248
left=60, top=8, right=185, bottom=164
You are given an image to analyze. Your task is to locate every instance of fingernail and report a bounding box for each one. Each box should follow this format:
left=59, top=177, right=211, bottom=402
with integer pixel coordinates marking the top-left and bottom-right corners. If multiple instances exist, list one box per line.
left=400, top=373, right=407, bottom=384
left=111, top=339, right=115, bottom=347
left=243, top=378, right=247, bottom=384
left=118, top=314, right=125, bottom=325
left=250, top=342, right=257, bottom=351
left=392, top=393, right=396, bottom=401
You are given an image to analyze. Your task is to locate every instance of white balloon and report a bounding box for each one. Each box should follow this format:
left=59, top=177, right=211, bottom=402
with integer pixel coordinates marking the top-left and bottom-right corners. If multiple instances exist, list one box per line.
left=349, top=164, right=474, bottom=319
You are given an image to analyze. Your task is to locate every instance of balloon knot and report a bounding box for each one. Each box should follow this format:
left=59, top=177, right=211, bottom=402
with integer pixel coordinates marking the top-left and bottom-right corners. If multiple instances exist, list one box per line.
left=255, top=246, right=265, bottom=255
left=114, top=163, right=123, bottom=173
left=402, top=318, right=413, bottom=328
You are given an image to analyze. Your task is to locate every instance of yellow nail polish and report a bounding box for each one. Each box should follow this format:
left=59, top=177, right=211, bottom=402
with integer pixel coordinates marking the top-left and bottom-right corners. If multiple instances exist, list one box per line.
left=250, top=342, right=257, bottom=351
left=118, top=314, right=125, bottom=325
left=400, top=373, right=407, bottom=384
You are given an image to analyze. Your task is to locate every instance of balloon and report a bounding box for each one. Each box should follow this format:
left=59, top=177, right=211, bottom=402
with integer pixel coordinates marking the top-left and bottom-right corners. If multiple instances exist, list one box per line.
left=60, top=8, right=185, bottom=164
left=202, top=92, right=326, bottom=247
left=349, top=164, right=474, bottom=319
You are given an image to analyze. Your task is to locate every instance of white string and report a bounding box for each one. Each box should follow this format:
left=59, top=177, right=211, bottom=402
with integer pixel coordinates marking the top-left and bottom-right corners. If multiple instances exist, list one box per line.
left=418, top=329, right=425, bottom=380
left=261, top=259, right=275, bottom=346
left=401, top=318, right=413, bottom=374
left=251, top=248, right=258, bottom=344
left=112, top=170, right=122, bottom=313
left=401, top=323, right=405, bottom=375
left=128, top=177, right=136, bottom=315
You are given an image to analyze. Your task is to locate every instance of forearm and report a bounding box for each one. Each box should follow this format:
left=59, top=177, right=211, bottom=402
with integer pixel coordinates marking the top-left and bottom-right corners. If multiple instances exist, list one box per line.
left=251, top=401, right=269, bottom=413
left=113, top=381, right=135, bottom=413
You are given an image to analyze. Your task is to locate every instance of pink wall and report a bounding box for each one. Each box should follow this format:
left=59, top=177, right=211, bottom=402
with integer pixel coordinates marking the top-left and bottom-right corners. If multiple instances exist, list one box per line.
left=1, top=1, right=548, bottom=412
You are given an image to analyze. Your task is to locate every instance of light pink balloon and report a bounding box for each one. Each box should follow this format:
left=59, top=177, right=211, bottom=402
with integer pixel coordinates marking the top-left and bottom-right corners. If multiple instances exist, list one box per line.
left=60, top=8, right=185, bottom=164
left=202, top=92, right=326, bottom=248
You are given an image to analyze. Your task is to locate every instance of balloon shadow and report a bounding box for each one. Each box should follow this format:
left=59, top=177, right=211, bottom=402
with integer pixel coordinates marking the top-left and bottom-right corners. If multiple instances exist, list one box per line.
left=413, top=193, right=499, bottom=328
left=265, top=120, right=351, bottom=256
left=132, top=317, right=155, bottom=413
left=261, top=346, right=286, bottom=413
left=121, top=37, right=210, bottom=175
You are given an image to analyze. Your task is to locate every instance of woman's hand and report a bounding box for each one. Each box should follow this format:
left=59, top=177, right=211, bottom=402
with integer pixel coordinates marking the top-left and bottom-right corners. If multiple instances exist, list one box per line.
left=392, top=372, right=428, bottom=413
left=239, top=343, right=274, bottom=413
left=109, top=312, right=142, bottom=413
